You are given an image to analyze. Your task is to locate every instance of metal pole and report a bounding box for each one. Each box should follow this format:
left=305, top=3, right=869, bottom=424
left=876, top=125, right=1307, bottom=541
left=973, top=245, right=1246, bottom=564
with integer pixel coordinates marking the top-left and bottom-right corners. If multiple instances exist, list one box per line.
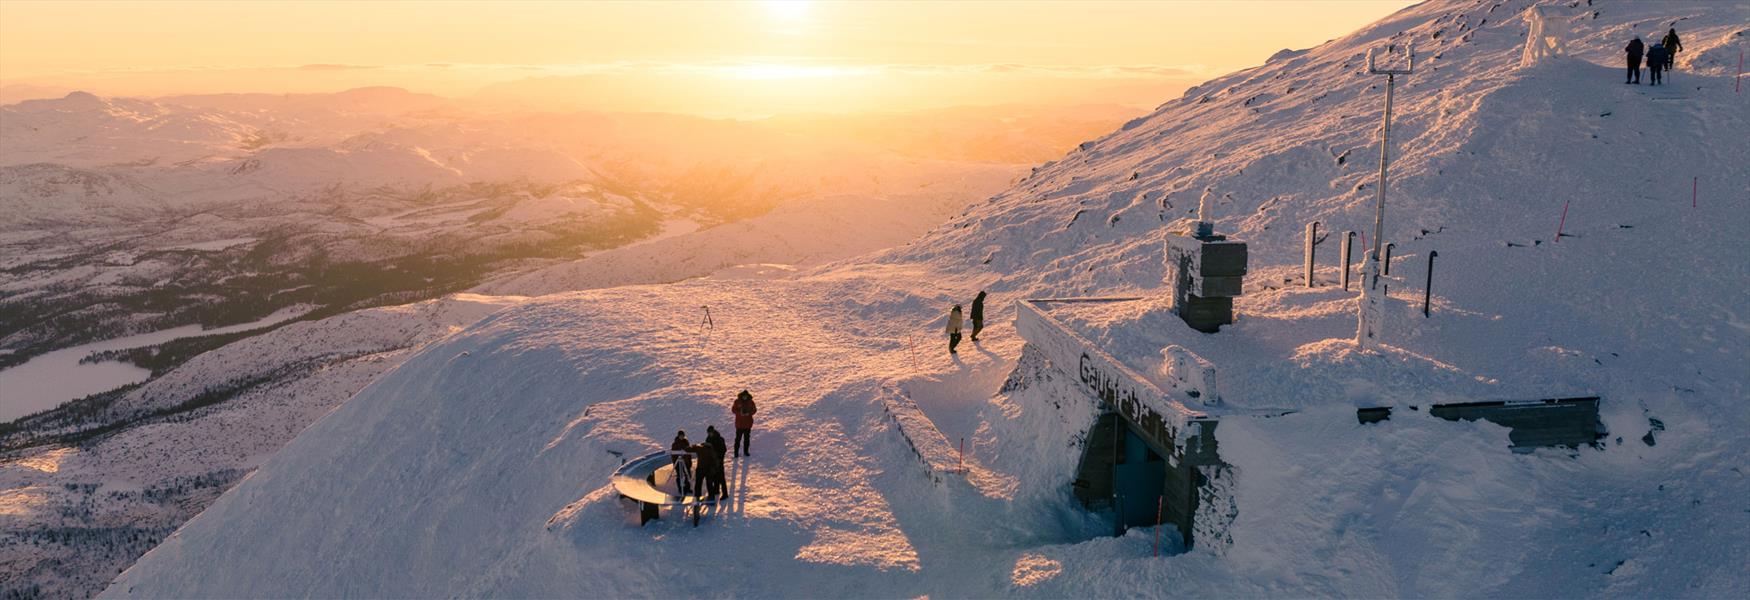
left=1372, top=73, right=1394, bottom=259
left=1340, top=231, right=1355, bottom=290
left=1555, top=199, right=1570, bottom=242
left=1423, top=250, right=1438, bottom=317
left=1304, top=221, right=1319, bottom=287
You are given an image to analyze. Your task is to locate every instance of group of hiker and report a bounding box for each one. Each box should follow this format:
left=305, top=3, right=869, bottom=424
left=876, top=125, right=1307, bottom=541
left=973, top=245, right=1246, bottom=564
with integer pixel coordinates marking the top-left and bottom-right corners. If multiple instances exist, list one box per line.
left=668, top=390, right=758, bottom=501
left=1624, top=28, right=1683, bottom=86
left=944, top=290, right=987, bottom=354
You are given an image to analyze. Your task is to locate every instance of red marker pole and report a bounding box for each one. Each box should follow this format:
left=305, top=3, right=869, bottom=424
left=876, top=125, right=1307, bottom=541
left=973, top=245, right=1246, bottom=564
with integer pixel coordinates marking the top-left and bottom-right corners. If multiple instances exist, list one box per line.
left=958, top=438, right=965, bottom=470
left=1736, top=49, right=1743, bottom=94
left=1153, top=495, right=1164, bottom=557
left=1692, top=177, right=1698, bottom=208
left=1555, top=199, right=1571, bottom=242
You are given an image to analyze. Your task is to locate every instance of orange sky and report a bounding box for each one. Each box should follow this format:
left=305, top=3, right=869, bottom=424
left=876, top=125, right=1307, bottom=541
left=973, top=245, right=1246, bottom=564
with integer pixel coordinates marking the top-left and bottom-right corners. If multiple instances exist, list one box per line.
left=0, top=0, right=1417, bottom=115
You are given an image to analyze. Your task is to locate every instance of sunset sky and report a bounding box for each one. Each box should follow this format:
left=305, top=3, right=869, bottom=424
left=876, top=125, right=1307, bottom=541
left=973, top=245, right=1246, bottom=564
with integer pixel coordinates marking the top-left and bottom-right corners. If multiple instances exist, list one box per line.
left=0, top=0, right=1417, bottom=115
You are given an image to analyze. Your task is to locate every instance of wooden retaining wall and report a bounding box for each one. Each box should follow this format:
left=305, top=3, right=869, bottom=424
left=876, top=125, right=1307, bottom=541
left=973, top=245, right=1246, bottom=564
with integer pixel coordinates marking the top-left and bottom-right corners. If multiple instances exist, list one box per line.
left=1357, top=396, right=1603, bottom=450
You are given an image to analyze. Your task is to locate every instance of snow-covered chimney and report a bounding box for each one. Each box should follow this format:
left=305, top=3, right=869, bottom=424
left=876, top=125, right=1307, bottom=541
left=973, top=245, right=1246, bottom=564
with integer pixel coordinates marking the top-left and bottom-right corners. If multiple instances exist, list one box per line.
left=1166, top=215, right=1247, bottom=334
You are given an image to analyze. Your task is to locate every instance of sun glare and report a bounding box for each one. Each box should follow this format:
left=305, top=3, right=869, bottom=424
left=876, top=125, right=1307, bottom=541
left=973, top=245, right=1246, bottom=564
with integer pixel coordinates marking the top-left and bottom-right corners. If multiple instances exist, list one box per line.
left=718, top=63, right=853, bottom=80
left=762, top=0, right=810, bottom=22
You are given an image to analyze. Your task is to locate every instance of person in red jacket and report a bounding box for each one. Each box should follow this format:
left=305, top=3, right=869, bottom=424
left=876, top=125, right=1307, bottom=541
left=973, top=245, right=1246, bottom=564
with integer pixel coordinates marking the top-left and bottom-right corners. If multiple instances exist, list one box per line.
left=731, top=390, right=757, bottom=457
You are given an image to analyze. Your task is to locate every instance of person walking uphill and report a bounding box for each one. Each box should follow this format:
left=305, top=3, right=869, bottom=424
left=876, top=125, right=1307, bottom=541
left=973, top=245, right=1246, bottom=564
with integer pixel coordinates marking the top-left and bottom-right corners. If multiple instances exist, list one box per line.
left=970, top=291, right=987, bottom=342
left=1625, top=36, right=1644, bottom=84
left=1647, top=42, right=1667, bottom=86
left=1662, top=28, right=1682, bottom=70
left=731, top=390, right=757, bottom=457
left=946, top=305, right=964, bottom=354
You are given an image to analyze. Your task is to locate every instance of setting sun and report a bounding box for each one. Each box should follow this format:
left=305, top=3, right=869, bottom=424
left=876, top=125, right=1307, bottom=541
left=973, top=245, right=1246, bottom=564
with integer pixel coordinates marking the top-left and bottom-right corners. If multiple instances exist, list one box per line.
left=762, top=0, right=811, bottom=22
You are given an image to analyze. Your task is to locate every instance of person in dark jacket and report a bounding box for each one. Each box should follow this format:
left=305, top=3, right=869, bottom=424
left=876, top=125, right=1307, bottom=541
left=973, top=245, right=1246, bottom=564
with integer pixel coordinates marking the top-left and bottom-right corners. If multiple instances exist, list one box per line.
left=705, top=426, right=729, bottom=497
left=1625, top=37, right=1644, bottom=84
left=670, top=430, right=694, bottom=495
left=1662, top=28, right=1682, bottom=70
left=970, top=291, right=987, bottom=342
left=1647, top=42, right=1667, bottom=86
left=731, top=390, right=757, bottom=457
left=690, top=441, right=722, bottom=500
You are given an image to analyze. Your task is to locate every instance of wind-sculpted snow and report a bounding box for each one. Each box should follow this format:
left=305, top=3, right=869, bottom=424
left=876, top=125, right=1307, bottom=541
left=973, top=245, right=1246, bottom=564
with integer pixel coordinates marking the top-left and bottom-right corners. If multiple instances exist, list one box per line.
left=104, top=1, right=1749, bottom=597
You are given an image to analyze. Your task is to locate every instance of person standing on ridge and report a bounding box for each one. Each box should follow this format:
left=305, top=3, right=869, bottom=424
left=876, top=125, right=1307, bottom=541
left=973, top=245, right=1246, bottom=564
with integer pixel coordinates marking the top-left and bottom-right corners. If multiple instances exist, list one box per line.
left=705, top=426, right=729, bottom=497
left=1624, top=36, right=1644, bottom=84
left=731, top=390, right=757, bottom=458
left=970, top=291, right=987, bottom=342
left=670, top=430, right=694, bottom=495
left=1662, top=28, right=1682, bottom=70
left=946, top=305, right=964, bottom=354
left=1647, top=42, right=1667, bottom=86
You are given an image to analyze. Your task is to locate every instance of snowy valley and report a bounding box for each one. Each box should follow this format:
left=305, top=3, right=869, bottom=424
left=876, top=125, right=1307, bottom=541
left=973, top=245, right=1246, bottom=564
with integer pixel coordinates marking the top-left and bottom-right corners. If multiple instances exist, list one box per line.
left=0, top=87, right=1119, bottom=597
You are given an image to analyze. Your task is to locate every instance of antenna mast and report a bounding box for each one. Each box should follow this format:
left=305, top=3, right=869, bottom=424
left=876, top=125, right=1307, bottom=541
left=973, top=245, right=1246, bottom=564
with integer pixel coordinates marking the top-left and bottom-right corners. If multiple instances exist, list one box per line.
left=1366, top=44, right=1414, bottom=268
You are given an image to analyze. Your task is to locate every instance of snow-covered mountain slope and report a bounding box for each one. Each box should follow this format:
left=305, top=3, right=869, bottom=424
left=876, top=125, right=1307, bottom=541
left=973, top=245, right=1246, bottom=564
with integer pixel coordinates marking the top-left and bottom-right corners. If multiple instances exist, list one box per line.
left=878, top=0, right=1749, bottom=412
left=479, top=166, right=1021, bottom=295
left=103, top=1, right=1749, bottom=597
left=2, top=294, right=524, bottom=597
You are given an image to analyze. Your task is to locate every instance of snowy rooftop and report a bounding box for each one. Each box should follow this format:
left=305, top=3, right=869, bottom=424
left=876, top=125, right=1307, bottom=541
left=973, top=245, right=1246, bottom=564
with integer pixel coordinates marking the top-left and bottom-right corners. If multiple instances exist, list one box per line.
left=1030, top=280, right=1528, bottom=414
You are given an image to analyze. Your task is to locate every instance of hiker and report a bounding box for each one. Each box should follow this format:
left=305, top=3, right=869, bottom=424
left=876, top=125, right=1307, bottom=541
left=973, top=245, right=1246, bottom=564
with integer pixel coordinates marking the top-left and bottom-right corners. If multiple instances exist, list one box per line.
left=731, top=390, right=757, bottom=457
left=670, top=430, right=694, bottom=494
left=970, top=291, right=987, bottom=342
left=1662, top=28, right=1682, bottom=70
left=690, top=440, right=722, bottom=500
left=1624, top=36, right=1644, bottom=84
left=705, top=426, right=729, bottom=497
left=1647, top=42, right=1667, bottom=86
left=946, top=305, right=964, bottom=354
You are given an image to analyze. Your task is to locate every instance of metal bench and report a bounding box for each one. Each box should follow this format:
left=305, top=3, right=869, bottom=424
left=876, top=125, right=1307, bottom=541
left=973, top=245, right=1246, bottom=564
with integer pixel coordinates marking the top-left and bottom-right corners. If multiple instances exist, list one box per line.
left=611, top=449, right=706, bottom=526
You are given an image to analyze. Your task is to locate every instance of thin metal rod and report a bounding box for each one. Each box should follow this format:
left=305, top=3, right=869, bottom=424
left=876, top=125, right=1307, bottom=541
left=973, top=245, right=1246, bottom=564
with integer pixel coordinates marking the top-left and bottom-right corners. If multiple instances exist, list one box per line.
left=1372, top=73, right=1394, bottom=259
left=1383, top=243, right=1395, bottom=275
left=1423, top=250, right=1438, bottom=317
left=1340, top=231, right=1355, bottom=290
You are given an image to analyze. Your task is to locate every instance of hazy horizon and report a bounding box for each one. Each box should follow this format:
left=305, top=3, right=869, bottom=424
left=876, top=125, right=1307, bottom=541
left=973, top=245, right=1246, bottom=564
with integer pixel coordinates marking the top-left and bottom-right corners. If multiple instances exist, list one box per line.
left=1, top=0, right=1417, bottom=117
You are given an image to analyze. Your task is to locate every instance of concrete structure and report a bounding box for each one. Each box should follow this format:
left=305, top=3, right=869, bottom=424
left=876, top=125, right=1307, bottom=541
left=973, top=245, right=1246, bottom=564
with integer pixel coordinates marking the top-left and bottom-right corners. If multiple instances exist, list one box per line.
left=1166, top=230, right=1248, bottom=333
left=1008, top=226, right=1600, bottom=553
left=1016, top=298, right=1229, bottom=549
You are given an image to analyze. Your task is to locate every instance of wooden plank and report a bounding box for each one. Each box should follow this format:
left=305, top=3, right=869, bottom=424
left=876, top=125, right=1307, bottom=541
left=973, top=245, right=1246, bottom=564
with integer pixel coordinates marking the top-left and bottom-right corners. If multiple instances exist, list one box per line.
left=1193, top=275, right=1244, bottom=298
left=1199, top=242, right=1249, bottom=276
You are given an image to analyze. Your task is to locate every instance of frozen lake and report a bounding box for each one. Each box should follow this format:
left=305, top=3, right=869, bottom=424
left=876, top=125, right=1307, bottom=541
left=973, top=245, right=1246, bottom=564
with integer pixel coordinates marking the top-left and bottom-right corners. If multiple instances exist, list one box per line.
left=0, top=306, right=311, bottom=423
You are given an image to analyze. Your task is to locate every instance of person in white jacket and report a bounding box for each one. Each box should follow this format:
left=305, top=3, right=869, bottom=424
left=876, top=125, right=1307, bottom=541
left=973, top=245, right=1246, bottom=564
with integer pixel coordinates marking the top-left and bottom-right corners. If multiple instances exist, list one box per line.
left=946, top=305, right=964, bottom=354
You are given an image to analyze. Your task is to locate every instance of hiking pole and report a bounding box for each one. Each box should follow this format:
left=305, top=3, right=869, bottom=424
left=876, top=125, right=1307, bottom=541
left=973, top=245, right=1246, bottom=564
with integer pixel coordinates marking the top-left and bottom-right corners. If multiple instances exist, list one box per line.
left=699, top=305, right=715, bottom=350
left=1555, top=199, right=1570, bottom=242
left=905, top=332, right=921, bottom=371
